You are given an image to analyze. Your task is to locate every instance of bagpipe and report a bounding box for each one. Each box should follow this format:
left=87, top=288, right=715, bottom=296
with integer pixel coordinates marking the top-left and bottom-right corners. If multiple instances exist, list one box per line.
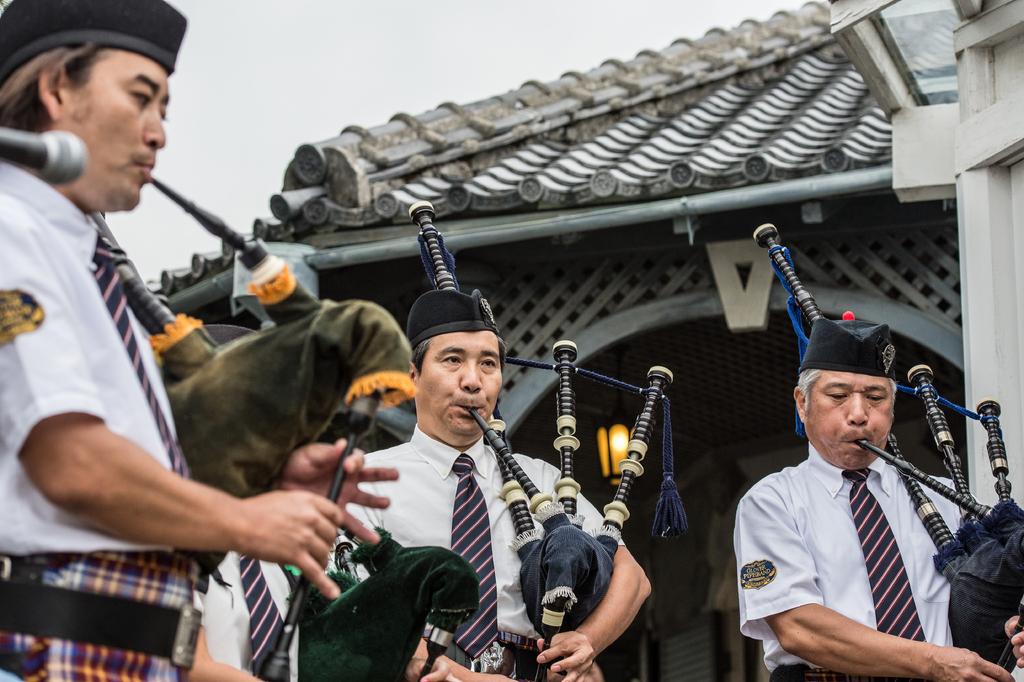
left=105, top=181, right=479, bottom=681
left=408, top=201, right=687, bottom=680
left=298, top=531, right=479, bottom=682
left=755, top=222, right=1024, bottom=667
left=115, top=178, right=417, bottom=501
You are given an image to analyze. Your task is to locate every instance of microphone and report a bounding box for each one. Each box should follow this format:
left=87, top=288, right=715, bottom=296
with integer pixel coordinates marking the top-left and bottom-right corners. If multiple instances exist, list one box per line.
left=0, top=127, right=88, bottom=184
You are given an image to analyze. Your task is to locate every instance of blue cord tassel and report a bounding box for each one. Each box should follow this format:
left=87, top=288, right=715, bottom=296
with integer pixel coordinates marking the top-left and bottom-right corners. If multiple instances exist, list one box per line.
left=652, top=397, right=687, bottom=537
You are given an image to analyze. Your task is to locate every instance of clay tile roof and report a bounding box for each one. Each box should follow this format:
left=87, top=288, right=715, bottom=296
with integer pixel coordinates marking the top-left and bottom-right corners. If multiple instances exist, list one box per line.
left=161, top=2, right=892, bottom=297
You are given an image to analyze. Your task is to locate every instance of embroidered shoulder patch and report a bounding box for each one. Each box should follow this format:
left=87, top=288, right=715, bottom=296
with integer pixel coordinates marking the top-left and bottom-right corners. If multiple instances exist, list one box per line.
left=0, top=290, right=44, bottom=345
left=740, top=559, right=777, bottom=590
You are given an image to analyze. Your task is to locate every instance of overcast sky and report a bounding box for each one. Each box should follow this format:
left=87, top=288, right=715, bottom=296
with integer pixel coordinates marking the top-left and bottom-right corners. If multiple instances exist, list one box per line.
left=106, top=0, right=808, bottom=282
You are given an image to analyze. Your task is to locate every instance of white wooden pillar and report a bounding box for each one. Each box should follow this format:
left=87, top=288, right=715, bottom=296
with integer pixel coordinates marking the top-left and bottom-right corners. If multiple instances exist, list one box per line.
left=956, top=166, right=1024, bottom=504
left=954, top=0, right=1024, bottom=504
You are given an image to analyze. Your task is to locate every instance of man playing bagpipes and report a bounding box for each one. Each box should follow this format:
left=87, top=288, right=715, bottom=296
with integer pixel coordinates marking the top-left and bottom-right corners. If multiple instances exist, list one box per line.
left=733, top=316, right=1015, bottom=681
left=0, top=1, right=414, bottom=679
left=347, top=285, right=652, bottom=681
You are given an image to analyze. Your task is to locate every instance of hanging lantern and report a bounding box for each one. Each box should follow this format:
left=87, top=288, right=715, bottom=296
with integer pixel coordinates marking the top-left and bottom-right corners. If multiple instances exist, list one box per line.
left=597, top=421, right=630, bottom=485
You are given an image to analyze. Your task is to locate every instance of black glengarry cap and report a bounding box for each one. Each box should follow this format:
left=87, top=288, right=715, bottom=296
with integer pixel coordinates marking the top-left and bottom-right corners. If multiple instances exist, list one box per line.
left=0, top=0, right=187, bottom=85
left=799, top=317, right=896, bottom=379
left=406, top=289, right=499, bottom=348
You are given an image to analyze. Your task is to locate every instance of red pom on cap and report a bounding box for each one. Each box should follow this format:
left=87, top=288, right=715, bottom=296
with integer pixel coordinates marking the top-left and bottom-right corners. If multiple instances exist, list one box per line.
left=842, top=310, right=856, bottom=321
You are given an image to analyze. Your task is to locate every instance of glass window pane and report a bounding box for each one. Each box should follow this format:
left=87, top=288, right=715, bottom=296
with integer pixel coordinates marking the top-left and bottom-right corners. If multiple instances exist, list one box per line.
left=876, top=0, right=959, bottom=105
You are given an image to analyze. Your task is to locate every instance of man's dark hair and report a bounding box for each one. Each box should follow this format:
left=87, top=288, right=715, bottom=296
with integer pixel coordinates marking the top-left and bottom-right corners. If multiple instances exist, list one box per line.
left=0, top=44, right=104, bottom=131
left=412, top=335, right=508, bottom=373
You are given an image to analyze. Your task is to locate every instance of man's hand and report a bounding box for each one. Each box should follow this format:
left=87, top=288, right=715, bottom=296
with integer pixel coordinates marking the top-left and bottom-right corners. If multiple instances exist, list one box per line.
left=278, top=440, right=398, bottom=543
left=1004, top=616, right=1024, bottom=669
left=404, top=652, right=460, bottom=681
left=234, top=489, right=345, bottom=599
left=537, top=632, right=596, bottom=682
left=925, top=643, right=1013, bottom=681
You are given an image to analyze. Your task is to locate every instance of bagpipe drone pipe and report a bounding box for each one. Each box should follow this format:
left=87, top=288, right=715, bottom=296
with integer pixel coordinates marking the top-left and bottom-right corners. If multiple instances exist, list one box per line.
left=407, top=201, right=687, bottom=680
left=100, top=184, right=479, bottom=681
left=754, top=222, right=1024, bottom=668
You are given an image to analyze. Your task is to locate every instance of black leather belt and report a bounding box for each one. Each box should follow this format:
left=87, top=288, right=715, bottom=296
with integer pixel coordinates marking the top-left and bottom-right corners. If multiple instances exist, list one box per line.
left=771, top=664, right=923, bottom=682
left=448, top=639, right=541, bottom=679
left=772, top=665, right=812, bottom=682
left=0, top=555, right=200, bottom=669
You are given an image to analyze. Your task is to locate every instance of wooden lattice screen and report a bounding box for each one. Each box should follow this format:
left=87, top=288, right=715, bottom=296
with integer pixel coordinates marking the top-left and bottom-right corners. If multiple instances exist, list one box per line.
left=493, top=226, right=960, bottom=393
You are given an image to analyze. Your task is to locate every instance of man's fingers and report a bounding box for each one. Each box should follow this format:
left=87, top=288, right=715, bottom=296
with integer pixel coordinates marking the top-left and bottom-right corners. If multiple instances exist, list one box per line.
left=297, top=556, right=338, bottom=599
left=305, top=532, right=332, bottom=564
left=550, top=649, right=588, bottom=672
left=537, top=634, right=578, bottom=661
left=307, top=442, right=343, bottom=468
left=352, top=490, right=392, bottom=509
left=312, top=495, right=346, bottom=527
left=342, top=450, right=364, bottom=473
left=310, top=511, right=340, bottom=545
left=418, top=657, right=451, bottom=682
left=980, top=659, right=1014, bottom=682
left=355, top=466, right=400, bottom=483
left=1005, top=616, right=1019, bottom=638
left=342, top=515, right=381, bottom=544
left=310, top=571, right=339, bottom=600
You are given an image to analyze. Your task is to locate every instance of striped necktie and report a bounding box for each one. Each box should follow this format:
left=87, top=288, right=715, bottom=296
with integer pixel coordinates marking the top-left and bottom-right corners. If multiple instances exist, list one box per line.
left=844, top=469, right=926, bottom=641
left=451, top=453, right=499, bottom=658
left=92, top=238, right=189, bottom=477
left=238, top=555, right=285, bottom=672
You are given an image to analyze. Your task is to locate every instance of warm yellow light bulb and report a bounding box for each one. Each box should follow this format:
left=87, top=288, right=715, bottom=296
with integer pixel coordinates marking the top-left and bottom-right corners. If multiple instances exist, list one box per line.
left=609, top=425, right=629, bottom=453
left=608, top=423, right=630, bottom=475
left=596, top=427, right=610, bottom=478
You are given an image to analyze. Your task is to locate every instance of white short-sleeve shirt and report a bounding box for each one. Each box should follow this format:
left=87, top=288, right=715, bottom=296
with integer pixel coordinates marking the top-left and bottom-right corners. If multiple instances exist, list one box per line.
left=734, top=445, right=960, bottom=671
left=348, top=426, right=616, bottom=640
left=0, top=162, right=176, bottom=554
left=197, top=552, right=298, bottom=681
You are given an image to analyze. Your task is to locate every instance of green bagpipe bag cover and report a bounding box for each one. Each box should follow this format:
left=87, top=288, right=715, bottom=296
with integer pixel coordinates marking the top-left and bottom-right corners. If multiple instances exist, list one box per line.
left=156, top=283, right=415, bottom=499
left=299, top=532, right=480, bottom=682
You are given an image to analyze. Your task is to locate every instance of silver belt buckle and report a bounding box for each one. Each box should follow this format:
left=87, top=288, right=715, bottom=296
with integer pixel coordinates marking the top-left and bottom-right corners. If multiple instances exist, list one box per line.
left=171, top=603, right=201, bottom=668
left=0, top=556, right=11, bottom=581
left=473, top=640, right=515, bottom=676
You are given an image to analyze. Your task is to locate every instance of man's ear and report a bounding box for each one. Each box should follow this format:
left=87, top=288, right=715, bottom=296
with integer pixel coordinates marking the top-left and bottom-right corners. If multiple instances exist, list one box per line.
left=36, top=66, right=69, bottom=127
left=409, top=362, right=418, bottom=382
left=794, top=386, right=808, bottom=423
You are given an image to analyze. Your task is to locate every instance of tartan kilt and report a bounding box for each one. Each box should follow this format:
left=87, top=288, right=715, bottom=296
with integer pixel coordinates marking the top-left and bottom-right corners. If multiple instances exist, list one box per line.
left=0, top=551, right=196, bottom=681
